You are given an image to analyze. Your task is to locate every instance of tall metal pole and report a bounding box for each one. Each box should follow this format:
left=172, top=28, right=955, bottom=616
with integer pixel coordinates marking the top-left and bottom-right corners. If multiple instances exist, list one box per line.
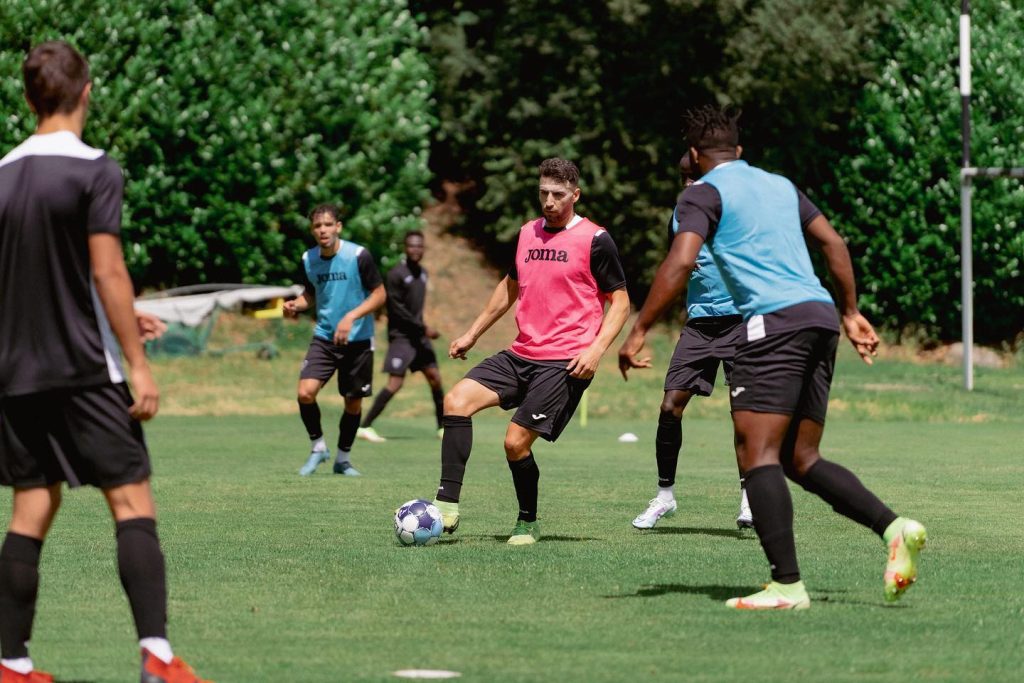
left=960, top=0, right=974, bottom=390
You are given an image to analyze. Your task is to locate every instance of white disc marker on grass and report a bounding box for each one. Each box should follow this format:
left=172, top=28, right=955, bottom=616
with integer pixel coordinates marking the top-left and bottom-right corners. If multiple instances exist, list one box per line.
left=393, top=670, right=461, bottom=679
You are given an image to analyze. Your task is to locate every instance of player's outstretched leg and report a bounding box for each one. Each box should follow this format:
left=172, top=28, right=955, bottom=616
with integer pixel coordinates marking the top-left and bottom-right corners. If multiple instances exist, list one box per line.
left=297, top=382, right=330, bottom=476
left=432, top=415, right=473, bottom=534
left=0, top=532, right=52, bottom=682
left=883, top=517, right=927, bottom=602
left=506, top=447, right=541, bottom=546
left=333, top=405, right=362, bottom=476
left=633, top=398, right=686, bottom=529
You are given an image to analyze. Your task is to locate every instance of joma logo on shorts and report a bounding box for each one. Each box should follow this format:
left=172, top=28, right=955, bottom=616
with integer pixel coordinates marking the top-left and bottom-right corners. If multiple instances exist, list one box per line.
left=523, top=248, right=569, bottom=263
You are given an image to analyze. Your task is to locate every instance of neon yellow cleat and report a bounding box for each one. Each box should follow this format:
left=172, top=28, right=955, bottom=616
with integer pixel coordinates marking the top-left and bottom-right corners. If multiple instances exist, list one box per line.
left=883, top=518, right=927, bottom=602
left=356, top=426, right=387, bottom=443
left=432, top=499, right=460, bottom=534
left=726, top=581, right=810, bottom=610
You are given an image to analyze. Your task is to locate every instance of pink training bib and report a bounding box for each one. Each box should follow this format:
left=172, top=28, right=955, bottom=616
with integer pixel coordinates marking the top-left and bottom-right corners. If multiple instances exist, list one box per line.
left=509, top=216, right=606, bottom=360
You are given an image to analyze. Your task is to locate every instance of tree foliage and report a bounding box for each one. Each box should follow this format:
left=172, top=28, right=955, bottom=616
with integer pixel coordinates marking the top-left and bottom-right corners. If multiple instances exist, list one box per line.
left=0, top=0, right=434, bottom=287
left=832, top=0, right=1024, bottom=343
left=409, top=0, right=885, bottom=297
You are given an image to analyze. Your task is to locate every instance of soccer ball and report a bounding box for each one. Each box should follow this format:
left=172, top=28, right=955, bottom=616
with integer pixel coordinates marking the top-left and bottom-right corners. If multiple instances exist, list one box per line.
left=394, top=499, right=443, bottom=546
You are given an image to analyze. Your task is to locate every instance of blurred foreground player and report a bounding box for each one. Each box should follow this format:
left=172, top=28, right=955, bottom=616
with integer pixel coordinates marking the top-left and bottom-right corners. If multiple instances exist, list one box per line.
left=431, top=158, right=630, bottom=544
left=0, top=41, right=209, bottom=682
left=620, top=106, right=926, bottom=609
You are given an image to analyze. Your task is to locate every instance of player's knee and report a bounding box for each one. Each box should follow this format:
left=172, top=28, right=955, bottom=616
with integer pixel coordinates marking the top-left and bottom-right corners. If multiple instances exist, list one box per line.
left=789, top=450, right=821, bottom=478
left=443, top=390, right=469, bottom=416
left=503, top=436, right=531, bottom=460
left=297, top=389, right=318, bottom=404
left=660, top=391, right=689, bottom=417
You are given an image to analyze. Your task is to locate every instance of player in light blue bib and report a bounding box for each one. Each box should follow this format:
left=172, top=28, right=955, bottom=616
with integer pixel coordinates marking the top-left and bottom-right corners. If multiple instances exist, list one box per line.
left=284, top=204, right=385, bottom=477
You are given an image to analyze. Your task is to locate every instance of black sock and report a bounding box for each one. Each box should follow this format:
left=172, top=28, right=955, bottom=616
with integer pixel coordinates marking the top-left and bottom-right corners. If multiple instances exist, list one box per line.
left=115, top=518, right=167, bottom=640
left=337, top=411, right=361, bottom=457
left=299, top=401, right=323, bottom=441
left=655, top=411, right=682, bottom=488
left=431, top=387, right=445, bottom=429
left=745, top=465, right=800, bottom=584
left=795, top=459, right=898, bottom=537
left=508, top=453, right=540, bottom=522
left=0, top=533, right=43, bottom=659
left=362, top=389, right=394, bottom=428
left=437, top=415, right=472, bottom=503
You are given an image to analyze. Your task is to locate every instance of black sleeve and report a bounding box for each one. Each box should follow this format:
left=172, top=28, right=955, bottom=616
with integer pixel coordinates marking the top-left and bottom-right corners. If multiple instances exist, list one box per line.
left=297, top=262, right=314, bottom=293
left=590, top=231, right=627, bottom=292
left=357, top=248, right=383, bottom=290
left=797, top=189, right=823, bottom=227
left=86, top=157, right=124, bottom=235
left=674, top=183, right=722, bottom=241
left=507, top=263, right=518, bottom=281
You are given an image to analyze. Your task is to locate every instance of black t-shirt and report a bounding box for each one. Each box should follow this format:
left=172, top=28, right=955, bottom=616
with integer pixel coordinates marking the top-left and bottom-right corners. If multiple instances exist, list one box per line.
left=0, top=132, right=126, bottom=397
left=507, top=227, right=627, bottom=293
left=385, top=260, right=429, bottom=340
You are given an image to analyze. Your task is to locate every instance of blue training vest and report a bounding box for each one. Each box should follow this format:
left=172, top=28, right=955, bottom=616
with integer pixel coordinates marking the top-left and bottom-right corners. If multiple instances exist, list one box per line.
left=671, top=207, right=739, bottom=318
left=303, top=240, right=375, bottom=343
left=697, top=161, right=833, bottom=319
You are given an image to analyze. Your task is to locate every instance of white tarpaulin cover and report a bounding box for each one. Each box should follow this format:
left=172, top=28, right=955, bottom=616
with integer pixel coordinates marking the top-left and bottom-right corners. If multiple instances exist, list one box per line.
left=134, top=285, right=303, bottom=327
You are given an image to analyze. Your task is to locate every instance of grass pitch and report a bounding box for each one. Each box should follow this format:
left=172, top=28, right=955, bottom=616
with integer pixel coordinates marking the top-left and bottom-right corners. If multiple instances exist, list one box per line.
left=2, top=331, right=1022, bottom=682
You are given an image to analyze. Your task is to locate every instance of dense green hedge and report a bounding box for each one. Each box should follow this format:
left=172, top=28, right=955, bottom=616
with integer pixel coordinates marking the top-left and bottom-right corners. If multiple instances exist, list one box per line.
left=0, top=0, right=434, bottom=287
left=832, top=0, right=1024, bottom=343
left=410, top=0, right=884, bottom=298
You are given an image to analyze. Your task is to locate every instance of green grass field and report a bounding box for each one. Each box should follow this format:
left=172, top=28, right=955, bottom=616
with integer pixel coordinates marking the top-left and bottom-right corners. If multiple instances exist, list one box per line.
left=2, top=328, right=1023, bottom=682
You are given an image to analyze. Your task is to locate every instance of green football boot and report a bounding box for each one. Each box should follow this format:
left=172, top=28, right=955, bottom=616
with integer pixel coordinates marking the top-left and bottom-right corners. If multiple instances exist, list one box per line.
left=432, top=499, right=460, bottom=534
left=725, top=581, right=811, bottom=610
left=883, top=517, right=927, bottom=602
left=507, top=519, right=541, bottom=546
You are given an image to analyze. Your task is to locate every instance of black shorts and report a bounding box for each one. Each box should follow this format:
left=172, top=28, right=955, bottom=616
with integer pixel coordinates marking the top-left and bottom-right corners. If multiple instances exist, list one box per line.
left=728, top=328, right=838, bottom=424
left=0, top=383, right=151, bottom=489
left=300, top=337, right=374, bottom=398
left=382, top=336, right=438, bottom=375
left=465, top=350, right=590, bottom=442
left=664, top=315, right=744, bottom=396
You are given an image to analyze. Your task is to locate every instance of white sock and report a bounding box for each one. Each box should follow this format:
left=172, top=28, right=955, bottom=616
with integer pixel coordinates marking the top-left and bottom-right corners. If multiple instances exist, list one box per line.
left=740, top=488, right=750, bottom=507
left=311, top=436, right=327, bottom=452
left=1, top=658, right=33, bottom=674
left=335, top=448, right=350, bottom=465
left=657, top=486, right=675, bottom=503
left=139, top=637, right=174, bottom=664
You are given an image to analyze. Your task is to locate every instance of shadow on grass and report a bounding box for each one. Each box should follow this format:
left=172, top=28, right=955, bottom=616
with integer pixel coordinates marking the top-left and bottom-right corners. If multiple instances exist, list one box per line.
left=605, top=583, right=856, bottom=603
left=474, top=534, right=601, bottom=542
left=643, top=526, right=756, bottom=540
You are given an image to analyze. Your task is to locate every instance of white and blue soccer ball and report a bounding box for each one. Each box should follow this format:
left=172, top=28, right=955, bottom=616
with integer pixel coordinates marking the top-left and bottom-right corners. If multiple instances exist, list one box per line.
left=394, top=499, right=443, bottom=546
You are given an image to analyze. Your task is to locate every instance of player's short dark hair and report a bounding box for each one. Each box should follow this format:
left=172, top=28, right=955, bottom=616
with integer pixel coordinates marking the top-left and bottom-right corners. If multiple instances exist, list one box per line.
left=538, top=158, right=580, bottom=187
left=683, top=105, right=741, bottom=153
left=308, top=204, right=341, bottom=222
left=404, top=230, right=424, bottom=242
left=22, top=41, right=91, bottom=119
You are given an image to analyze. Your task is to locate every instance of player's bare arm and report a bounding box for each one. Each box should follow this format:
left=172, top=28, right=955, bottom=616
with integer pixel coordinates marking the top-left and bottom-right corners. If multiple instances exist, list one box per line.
left=804, top=214, right=880, bottom=364
left=567, top=288, right=630, bottom=379
left=618, top=231, right=704, bottom=379
left=450, top=275, right=519, bottom=360
left=284, top=287, right=314, bottom=318
left=135, top=310, right=167, bottom=342
left=89, top=233, right=159, bottom=420
left=334, top=283, right=386, bottom=345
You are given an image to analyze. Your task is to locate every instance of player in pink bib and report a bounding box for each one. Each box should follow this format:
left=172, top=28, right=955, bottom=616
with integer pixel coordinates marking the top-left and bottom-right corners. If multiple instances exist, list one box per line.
left=430, top=158, right=630, bottom=545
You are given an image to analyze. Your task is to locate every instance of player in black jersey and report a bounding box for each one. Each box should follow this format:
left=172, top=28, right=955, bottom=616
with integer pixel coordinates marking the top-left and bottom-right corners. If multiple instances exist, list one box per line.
left=0, top=42, right=208, bottom=682
left=357, top=231, right=446, bottom=442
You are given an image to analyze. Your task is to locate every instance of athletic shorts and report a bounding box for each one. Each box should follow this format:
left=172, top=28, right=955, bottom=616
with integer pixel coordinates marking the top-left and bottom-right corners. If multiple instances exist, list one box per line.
left=382, top=336, right=438, bottom=375
left=0, top=383, right=151, bottom=489
left=664, top=315, right=744, bottom=396
left=299, top=337, right=374, bottom=398
left=728, top=328, right=838, bottom=424
left=465, top=350, right=590, bottom=442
